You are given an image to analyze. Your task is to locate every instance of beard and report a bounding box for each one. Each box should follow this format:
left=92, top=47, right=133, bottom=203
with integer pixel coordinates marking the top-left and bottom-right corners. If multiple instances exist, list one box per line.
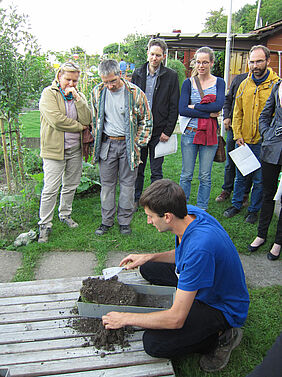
left=251, top=63, right=268, bottom=78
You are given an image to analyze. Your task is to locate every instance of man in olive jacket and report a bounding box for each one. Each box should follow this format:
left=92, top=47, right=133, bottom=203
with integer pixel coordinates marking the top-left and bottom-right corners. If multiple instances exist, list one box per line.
left=131, top=38, right=179, bottom=208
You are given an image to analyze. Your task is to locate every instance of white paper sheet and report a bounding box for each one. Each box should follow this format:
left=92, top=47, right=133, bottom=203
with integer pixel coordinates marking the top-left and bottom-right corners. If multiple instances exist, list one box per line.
left=154, top=134, right=178, bottom=158
left=229, top=144, right=261, bottom=176
left=179, top=116, right=191, bottom=133
left=274, top=176, right=282, bottom=201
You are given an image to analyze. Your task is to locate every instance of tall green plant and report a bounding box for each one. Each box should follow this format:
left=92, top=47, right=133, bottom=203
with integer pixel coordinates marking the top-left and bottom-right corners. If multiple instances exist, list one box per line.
left=167, top=59, right=186, bottom=89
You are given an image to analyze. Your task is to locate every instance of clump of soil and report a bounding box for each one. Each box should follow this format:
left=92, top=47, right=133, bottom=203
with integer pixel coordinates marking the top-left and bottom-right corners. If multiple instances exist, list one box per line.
left=69, top=316, right=134, bottom=351
left=80, top=276, right=138, bottom=306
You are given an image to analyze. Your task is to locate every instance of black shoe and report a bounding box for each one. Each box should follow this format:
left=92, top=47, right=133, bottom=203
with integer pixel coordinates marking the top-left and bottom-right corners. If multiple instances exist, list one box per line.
left=119, top=225, right=132, bottom=235
left=223, top=206, right=241, bottom=218
left=245, top=212, right=258, bottom=224
left=95, top=224, right=111, bottom=236
left=247, top=239, right=266, bottom=252
left=267, top=251, right=280, bottom=261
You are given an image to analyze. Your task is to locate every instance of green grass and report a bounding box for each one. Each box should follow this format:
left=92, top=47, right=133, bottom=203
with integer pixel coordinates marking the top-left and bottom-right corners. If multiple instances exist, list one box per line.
left=20, top=110, right=40, bottom=138
left=2, top=121, right=281, bottom=377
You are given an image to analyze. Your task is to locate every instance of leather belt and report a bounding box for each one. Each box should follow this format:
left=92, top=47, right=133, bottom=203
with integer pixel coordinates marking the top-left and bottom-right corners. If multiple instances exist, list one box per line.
left=186, top=126, right=196, bottom=132
left=102, top=133, right=125, bottom=141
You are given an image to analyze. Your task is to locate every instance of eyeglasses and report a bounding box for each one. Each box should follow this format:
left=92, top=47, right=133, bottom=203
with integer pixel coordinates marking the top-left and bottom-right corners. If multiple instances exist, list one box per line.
left=196, top=60, right=210, bottom=66
left=248, top=59, right=266, bottom=66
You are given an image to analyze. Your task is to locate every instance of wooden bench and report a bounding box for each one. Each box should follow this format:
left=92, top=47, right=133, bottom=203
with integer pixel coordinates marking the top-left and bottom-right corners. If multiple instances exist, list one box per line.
left=0, top=272, right=175, bottom=377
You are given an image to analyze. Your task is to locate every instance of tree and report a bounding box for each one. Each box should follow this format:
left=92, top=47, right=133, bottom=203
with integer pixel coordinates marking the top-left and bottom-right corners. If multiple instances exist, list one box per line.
left=0, top=5, right=53, bottom=188
left=203, top=8, right=228, bottom=33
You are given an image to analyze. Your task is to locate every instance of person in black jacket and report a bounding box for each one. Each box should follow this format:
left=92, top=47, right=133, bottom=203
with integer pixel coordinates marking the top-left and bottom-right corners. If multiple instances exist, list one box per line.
left=248, top=80, right=282, bottom=260
left=131, top=38, right=180, bottom=208
left=215, top=72, right=251, bottom=204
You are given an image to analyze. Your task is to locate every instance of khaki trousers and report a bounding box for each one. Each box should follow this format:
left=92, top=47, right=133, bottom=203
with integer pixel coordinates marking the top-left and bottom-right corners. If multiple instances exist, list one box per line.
left=38, top=146, right=82, bottom=227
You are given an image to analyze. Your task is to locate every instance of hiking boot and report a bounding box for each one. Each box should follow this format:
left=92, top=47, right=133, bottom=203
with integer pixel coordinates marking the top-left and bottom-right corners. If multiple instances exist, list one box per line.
left=245, top=212, right=258, bottom=224
left=119, top=225, right=132, bottom=235
left=242, top=194, right=249, bottom=207
left=59, top=216, right=78, bottom=228
left=95, top=224, right=111, bottom=236
left=200, top=328, right=243, bottom=372
left=215, top=190, right=231, bottom=203
left=223, top=206, right=241, bottom=218
left=38, top=225, right=52, bottom=243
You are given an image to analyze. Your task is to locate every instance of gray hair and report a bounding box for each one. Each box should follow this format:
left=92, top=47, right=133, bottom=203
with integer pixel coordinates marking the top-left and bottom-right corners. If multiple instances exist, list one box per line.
left=98, top=59, right=120, bottom=77
left=148, top=38, right=167, bottom=55
left=56, top=61, right=80, bottom=82
left=250, top=45, right=270, bottom=60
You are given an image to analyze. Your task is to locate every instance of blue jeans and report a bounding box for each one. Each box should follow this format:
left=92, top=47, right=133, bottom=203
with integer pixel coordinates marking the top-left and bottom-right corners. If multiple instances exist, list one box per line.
left=232, top=143, right=263, bottom=213
left=180, top=130, right=217, bottom=210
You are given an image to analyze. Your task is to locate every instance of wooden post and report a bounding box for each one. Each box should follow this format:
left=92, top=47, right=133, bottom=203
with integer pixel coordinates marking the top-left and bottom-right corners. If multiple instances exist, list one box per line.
left=15, top=118, right=25, bottom=183
left=0, top=118, right=12, bottom=192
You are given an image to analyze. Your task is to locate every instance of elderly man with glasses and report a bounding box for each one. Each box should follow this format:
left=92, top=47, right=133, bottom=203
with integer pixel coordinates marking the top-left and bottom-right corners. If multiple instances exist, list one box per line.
left=91, top=59, right=152, bottom=235
left=223, top=45, right=279, bottom=224
left=38, top=62, right=91, bottom=243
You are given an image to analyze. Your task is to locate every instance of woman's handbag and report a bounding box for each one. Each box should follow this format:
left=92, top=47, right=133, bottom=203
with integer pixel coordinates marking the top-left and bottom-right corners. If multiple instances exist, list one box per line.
left=214, top=135, right=226, bottom=163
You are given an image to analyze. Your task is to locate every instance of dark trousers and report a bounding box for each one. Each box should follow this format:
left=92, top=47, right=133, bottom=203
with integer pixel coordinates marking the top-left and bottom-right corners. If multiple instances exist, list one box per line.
left=257, top=161, right=282, bottom=245
left=223, top=128, right=252, bottom=194
left=135, top=137, right=164, bottom=202
left=140, top=262, right=231, bottom=359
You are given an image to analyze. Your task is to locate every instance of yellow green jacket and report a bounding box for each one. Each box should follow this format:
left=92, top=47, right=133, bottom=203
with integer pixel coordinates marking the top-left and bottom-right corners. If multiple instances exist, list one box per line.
left=39, top=80, right=91, bottom=160
left=232, top=68, right=280, bottom=144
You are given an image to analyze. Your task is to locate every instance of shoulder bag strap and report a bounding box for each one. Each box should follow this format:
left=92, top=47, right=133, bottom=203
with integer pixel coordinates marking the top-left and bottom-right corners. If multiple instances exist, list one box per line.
left=194, top=76, right=205, bottom=99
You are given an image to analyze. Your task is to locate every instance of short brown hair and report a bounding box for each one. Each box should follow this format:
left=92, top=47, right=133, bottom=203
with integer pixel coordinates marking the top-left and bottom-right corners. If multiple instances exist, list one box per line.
left=147, top=38, right=167, bottom=55
left=249, top=45, right=270, bottom=60
left=140, top=179, right=187, bottom=219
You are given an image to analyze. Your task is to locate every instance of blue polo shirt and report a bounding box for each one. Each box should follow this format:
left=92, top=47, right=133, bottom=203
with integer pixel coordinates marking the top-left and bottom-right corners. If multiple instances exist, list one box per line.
left=175, top=205, right=249, bottom=328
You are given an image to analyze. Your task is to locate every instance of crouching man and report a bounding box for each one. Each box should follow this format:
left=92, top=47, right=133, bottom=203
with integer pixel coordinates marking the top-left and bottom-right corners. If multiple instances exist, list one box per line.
left=102, top=179, right=249, bottom=372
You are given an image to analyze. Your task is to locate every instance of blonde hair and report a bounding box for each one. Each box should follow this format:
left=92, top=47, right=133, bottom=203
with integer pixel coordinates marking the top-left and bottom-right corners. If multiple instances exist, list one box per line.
left=55, top=61, right=80, bottom=82
left=191, top=46, right=215, bottom=77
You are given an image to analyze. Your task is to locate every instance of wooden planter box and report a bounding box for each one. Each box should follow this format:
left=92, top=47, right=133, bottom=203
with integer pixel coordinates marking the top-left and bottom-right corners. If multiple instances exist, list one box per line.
left=77, top=283, right=176, bottom=318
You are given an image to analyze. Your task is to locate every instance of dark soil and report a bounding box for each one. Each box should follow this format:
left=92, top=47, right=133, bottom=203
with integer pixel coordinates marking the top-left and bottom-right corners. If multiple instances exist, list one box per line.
left=69, top=277, right=172, bottom=352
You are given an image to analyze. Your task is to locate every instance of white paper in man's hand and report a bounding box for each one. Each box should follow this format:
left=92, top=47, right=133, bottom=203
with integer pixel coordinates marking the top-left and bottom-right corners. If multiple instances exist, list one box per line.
left=229, top=144, right=261, bottom=176
left=155, top=134, right=178, bottom=158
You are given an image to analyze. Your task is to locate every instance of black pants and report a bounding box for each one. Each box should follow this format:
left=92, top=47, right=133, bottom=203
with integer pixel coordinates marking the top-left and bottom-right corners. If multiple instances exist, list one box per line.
left=140, top=262, right=231, bottom=358
left=257, top=161, right=282, bottom=245
left=135, top=136, right=164, bottom=202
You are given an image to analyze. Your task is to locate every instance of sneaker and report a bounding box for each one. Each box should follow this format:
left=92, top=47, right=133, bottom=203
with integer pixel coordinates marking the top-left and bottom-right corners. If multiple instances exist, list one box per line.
left=38, top=225, right=52, bottom=243
left=119, top=225, right=132, bottom=235
left=245, top=212, right=258, bottom=224
left=95, top=224, right=111, bottom=236
left=59, top=216, right=78, bottom=228
left=242, top=194, right=249, bottom=207
left=200, top=328, right=243, bottom=372
left=215, top=190, right=231, bottom=203
left=223, top=206, right=241, bottom=218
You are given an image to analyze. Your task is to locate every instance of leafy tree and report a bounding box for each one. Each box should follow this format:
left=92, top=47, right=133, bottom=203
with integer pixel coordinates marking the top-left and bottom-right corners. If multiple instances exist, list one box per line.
left=167, top=59, right=186, bottom=88
left=203, top=8, right=228, bottom=33
left=124, top=34, right=150, bottom=68
left=103, top=43, right=119, bottom=55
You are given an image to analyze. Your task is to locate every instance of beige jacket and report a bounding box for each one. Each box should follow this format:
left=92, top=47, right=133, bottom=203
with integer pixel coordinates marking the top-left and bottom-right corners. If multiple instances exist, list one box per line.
left=39, top=80, right=91, bottom=160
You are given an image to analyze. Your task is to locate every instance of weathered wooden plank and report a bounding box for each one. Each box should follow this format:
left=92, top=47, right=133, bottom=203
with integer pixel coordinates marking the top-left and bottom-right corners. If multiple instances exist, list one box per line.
left=0, top=341, right=145, bottom=365
left=0, top=299, right=77, bottom=314
left=0, top=291, right=78, bottom=306
left=39, top=363, right=175, bottom=377
left=0, top=272, right=146, bottom=298
left=0, top=318, right=70, bottom=334
left=1, top=351, right=168, bottom=376
left=0, top=331, right=144, bottom=354
left=0, top=323, right=143, bottom=345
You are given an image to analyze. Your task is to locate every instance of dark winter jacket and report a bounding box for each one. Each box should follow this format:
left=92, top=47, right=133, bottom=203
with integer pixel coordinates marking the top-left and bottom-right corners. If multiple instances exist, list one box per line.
left=259, top=80, right=282, bottom=165
left=223, top=72, right=248, bottom=122
left=131, top=62, right=179, bottom=139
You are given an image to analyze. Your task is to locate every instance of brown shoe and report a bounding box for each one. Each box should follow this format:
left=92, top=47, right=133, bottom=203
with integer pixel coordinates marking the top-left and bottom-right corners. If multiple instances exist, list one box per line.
left=242, top=194, right=249, bottom=207
left=215, top=190, right=231, bottom=203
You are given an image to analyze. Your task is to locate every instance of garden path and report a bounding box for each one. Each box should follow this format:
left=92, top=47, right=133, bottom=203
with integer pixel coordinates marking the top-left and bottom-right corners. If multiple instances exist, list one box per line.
left=0, top=249, right=281, bottom=288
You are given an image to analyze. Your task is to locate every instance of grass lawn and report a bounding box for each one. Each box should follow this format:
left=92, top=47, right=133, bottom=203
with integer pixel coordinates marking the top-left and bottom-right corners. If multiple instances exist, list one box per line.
left=20, top=110, right=40, bottom=138
left=4, top=114, right=281, bottom=376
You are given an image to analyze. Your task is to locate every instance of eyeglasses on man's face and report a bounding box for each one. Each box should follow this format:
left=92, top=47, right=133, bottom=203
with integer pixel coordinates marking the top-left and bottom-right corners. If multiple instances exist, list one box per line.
left=248, top=59, right=266, bottom=66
